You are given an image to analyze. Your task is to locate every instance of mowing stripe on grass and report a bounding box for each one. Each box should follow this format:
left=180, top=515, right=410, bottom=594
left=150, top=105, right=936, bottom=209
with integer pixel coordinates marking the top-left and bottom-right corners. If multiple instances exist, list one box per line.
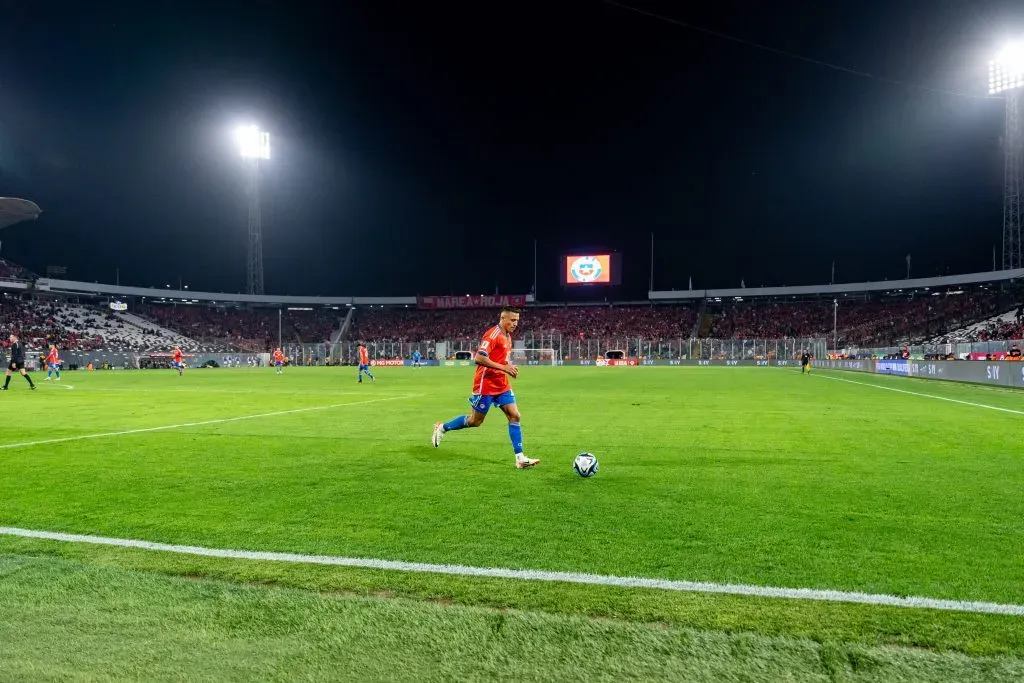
left=0, top=394, right=424, bottom=450
left=2, top=527, right=1023, bottom=616
left=813, top=372, right=1024, bottom=416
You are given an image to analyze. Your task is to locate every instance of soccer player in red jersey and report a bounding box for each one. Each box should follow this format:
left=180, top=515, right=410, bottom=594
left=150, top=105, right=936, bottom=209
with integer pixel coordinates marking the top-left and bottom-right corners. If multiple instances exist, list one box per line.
left=273, top=348, right=285, bottom=374
left=171, top=346, right=184, bottom=376
left=44, top=344, right=62, bottom=381
left=432, top=307, right=539, bottom=469
left=357, top=342, right=375, bottom=383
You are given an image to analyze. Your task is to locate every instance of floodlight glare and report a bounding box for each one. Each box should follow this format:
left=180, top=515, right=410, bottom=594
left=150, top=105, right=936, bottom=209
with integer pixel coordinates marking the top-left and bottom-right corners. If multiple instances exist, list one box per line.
left=233, top=124, right=271, bottom=294
left=236, top=124, right=270, bottom=159
left=990, top=41, right=1024, bottom=94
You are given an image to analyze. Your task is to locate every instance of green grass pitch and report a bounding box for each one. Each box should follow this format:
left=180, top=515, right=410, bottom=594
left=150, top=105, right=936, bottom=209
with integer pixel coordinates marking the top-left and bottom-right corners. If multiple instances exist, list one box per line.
left=2, top=366, right=1024, bottom=680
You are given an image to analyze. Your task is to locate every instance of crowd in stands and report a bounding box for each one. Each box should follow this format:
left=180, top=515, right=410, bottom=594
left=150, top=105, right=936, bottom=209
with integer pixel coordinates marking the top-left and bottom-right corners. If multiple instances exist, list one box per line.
left=139, top=304, right=339, bottom=353
left=0, top=258, right=37, bottom=281
left=709, top=292, right=1003, bottom=347
left=348, top=305, right=699, bottom=343
left=350, top=295, right=1008, bottom=348
left=0, top=298, right=197, bottom=352
left=0, top=286, right=1020, bottom=357
left=939, top=304, right=1024, bottom=343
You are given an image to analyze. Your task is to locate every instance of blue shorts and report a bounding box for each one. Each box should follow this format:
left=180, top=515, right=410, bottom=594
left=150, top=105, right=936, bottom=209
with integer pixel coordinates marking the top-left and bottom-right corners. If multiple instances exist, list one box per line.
left=275, top=361, right=283, bottom=367
left=172, top=361, right=183, bottom=369
left=468, top=390, right=516, bottom=414
left=359, top=363, right=370, bottom=372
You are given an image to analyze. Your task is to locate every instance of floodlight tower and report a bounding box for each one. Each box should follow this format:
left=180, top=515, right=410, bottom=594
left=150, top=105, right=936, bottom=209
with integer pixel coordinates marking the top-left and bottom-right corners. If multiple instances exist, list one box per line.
left=236, top=125, right=270, bottom=295
left=991, top=44, right=1024, bottom=271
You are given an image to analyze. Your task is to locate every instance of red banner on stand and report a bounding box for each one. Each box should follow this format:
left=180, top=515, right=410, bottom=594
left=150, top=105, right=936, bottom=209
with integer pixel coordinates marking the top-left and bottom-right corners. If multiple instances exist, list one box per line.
left=417, top=295, right=527, bottom=310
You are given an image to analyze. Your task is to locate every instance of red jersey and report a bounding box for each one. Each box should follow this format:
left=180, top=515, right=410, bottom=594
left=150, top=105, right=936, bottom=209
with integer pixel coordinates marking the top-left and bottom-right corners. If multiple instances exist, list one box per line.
left=273, top=350, right=284, bottom=362
left=172, top=350, right=183, bottom=362
left=473, top=324, right=512, bottom=396
left=46, top=349, right=59, bottom=364
left=358, top=347, right=369, bottom=365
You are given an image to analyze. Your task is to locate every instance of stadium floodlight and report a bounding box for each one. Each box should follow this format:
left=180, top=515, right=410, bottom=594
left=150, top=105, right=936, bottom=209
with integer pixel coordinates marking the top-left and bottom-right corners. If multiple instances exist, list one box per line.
left=235, top=125, right=270, bottom=159
left=234, top=125, right=270, bottom=295
left=993, top=42, right=1024, bottom=270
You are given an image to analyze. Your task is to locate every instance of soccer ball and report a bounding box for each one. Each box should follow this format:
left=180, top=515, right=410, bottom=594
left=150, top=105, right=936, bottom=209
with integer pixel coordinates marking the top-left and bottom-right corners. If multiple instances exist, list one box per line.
left=573, top=452, right=598, bottom=478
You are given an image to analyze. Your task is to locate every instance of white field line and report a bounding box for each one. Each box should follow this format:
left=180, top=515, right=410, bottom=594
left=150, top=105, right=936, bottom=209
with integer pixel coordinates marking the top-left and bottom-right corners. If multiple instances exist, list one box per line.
left=813, top=372, right=1024, bottom=416
left=0, top=527, right=1021, bottom=616
left=0, top=394, right=424, bottom=450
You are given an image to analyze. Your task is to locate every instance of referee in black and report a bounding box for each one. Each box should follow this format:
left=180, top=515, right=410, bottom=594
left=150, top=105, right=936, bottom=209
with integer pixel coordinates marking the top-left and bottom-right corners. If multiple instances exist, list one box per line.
left=3, top=333, right=36, bottom=391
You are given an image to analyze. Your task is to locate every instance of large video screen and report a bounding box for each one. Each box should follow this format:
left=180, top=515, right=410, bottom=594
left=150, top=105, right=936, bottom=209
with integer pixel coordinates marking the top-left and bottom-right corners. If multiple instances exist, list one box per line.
left=565, top=254, right=613, bottom=285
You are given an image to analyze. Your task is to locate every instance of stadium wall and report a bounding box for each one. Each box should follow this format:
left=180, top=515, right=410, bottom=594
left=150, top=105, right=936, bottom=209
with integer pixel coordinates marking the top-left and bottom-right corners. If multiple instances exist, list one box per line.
left=811, top=359, right=1024, bottom=390
left=444, top=359, right=807, bottom=367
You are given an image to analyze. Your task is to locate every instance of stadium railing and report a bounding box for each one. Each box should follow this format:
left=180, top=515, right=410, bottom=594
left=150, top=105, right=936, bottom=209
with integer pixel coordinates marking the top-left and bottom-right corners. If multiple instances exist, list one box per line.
left=839, top=339, right=1024, bottom=359
left=347, top=336, right=828, bottom=363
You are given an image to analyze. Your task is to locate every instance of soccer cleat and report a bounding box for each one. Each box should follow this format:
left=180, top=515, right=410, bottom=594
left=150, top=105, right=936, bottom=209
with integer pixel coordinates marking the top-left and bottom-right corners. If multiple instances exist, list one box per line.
left=515, top=455, right=540, bottom=469
left=44, top=377, right=51, bottom=381
left=432, top=422, right=445, bottom=448
left=30, top=385, right=36, bottom=390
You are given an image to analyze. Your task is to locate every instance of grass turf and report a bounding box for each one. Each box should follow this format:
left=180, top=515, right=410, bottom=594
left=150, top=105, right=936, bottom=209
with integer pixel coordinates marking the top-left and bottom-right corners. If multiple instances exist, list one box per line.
left=3, top=553, right=1023, bottom=682
left=1, top=366, right=1023, bottom=677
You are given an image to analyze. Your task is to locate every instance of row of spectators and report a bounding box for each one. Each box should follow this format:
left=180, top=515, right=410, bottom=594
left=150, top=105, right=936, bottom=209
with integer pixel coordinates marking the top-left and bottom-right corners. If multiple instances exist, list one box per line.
left=959, top=305, right=1024, bottom=342
left=347, top=305, right=699, bottom=343
left=350, top=294, right=1010, bottom=347
left=709, top=293, right=1002, bottom=347
left=0, top=298, right=191, bottom=351
left=0, top=292, right=1020, bottom=353
left=0, top=258, right=38, bottom=281
left=138, top=304, right=340, bottom=352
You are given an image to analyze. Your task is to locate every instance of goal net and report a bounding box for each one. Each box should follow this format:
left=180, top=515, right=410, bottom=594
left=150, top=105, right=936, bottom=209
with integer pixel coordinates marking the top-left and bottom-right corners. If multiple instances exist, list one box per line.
left=511, top=348, right=558, bottom=365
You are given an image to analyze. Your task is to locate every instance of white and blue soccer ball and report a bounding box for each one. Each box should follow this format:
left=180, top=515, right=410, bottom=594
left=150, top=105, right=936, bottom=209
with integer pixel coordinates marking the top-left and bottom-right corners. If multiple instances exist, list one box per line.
left=573, top=452, right=598, bottom=478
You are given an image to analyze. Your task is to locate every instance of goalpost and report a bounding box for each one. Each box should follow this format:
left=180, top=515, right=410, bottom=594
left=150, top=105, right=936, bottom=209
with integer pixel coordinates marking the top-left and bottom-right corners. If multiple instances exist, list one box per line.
left=511, top=348, right=558, bottom=365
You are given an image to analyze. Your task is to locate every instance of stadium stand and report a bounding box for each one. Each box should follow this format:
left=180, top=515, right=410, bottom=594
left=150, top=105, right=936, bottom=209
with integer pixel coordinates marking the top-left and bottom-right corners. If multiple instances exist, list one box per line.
left=0, top=250, right=1017, bottom=354
left=137, top=304, right=339, bottom=352
left=928, top=303, right=1024, bottom=343
left=0, top=292, right=1012, bottom=354
left=347, top=305, right=699, bottom=343
left=0, top=298, right=202, bottom=352
left=0, top=258, right=37, bottom=281
left=708, top=292, right=1003, bottom=347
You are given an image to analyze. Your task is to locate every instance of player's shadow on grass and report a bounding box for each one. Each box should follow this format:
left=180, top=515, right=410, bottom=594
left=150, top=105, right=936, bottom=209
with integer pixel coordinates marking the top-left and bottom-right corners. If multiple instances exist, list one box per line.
left=412, top=445, right=515, bottom=468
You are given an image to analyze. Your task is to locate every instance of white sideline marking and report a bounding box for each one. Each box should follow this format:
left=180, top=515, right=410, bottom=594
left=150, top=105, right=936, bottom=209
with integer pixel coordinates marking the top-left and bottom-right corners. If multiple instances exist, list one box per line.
left=0, top=394, right=424, bottom=450
left=813, top=372, right=1024, bottom=416
left=1, top=527, right=1022, bottom=616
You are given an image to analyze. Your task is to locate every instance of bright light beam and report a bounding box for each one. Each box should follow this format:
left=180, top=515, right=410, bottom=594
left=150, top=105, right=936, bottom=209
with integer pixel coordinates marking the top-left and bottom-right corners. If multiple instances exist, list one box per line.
left=235, top=125, right=270, bottom=159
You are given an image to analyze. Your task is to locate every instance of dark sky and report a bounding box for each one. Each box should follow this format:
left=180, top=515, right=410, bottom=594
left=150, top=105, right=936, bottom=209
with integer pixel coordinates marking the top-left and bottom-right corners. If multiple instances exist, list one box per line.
left=0, top=0, right=1021, bottom=301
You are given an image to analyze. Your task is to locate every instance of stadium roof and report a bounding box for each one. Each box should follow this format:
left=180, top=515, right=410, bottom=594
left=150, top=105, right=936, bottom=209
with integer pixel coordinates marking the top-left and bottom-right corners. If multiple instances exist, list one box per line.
left=0, top=197, right=41, bottom=229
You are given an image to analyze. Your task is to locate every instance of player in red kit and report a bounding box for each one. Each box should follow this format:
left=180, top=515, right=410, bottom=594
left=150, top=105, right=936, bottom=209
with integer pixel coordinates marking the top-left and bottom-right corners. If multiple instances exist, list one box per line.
left=273, top=348, right=285, bottom=374
left=171, top=346, right=184, bottom=376
left=44, top=344, right=62, bottom=381
left=432, top=307, right=539, bottom=469
left=357, top=342, right=375, bottom=383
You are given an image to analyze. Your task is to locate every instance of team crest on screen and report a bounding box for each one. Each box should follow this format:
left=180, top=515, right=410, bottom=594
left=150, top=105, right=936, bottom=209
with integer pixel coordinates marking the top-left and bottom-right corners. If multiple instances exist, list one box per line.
left=570, top=256, right=603, bottom=283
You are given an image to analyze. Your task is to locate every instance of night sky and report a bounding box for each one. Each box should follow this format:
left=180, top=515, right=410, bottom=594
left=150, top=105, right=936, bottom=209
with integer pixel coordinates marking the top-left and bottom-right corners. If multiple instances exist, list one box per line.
left=0, top=0, right=1022, bottom=301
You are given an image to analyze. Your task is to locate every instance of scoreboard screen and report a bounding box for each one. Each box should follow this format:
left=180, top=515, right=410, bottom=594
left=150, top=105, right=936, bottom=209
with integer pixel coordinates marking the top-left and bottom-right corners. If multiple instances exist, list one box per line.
left=564, top=254, right=614, bottom=285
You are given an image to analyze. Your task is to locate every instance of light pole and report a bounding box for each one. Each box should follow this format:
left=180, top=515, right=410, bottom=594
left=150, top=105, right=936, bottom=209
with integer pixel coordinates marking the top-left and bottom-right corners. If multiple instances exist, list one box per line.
left=236, top=125, right=270, bottom=295
left=990, top=44, right=1024, bottom=270
left=833, top=298, right=838, bottom=352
